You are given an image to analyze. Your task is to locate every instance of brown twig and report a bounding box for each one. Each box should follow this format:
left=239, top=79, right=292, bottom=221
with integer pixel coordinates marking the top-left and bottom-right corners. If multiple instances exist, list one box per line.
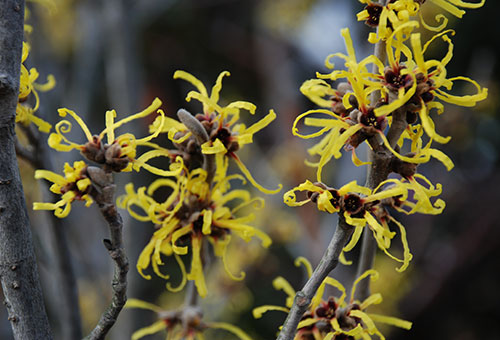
left=84, top=169, right=129, bottom=340
left=276, top=218, right=354, bottom=340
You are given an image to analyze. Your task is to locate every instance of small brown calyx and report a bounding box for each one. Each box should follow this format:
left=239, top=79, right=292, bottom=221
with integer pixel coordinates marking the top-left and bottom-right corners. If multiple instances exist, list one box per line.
left=210, top=126, right=240, bottom=153
left=406, top=73, right=435, bottom=112
left=306, top=182, right=328, bottom=203
left=359, top=108, right=387, bottom=131
left=314, top=297, right=337, bottom=319
left=342, top=194, right=364, bottom=215
left=390, top=153, right=418, bottom=178
left=81, top=136, right=130, bottom=172
left=335, top=307, right=359, bottom=331
left=364, top=3, right=383, bottom=27
left=384, top=65, right=414, bottom=91
left=332, top=82, right=355, bottom=117
left=328, top=189, right=341, bottom=209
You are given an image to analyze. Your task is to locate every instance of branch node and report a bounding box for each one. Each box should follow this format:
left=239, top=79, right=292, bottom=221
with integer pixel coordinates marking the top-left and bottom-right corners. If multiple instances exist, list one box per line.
left=103, top=239, right=113, bottom=251
left=295, top=291, right=310, bottom=308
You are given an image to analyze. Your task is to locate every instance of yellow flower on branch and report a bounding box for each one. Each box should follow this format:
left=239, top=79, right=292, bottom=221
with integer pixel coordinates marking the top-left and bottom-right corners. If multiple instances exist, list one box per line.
left=375, top=22, right=487, bottom=144
left=17, top=41, right=56, bottom=133
left=284, top=173, right=444, bottom=271
left=357, top=0, right=422, bottom=42
left=125, top=298, right=252, bottom=340
left=117, top=166, right=271, bottom=298
left=253, top=258, right=411, bottom=339
left=153, top=70, right=281, bottom=194
left=295, top=28, right=389, bottom=180
left=47, top=98, right=170, bottom=173
left=33, top=161, right=93, bottom=218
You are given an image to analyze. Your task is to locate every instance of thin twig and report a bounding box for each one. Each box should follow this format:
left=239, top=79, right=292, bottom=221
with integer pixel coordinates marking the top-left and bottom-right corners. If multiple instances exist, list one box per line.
left=276, top=218, right=354, bottom=340
left=84, top=174, right=129, bottom=340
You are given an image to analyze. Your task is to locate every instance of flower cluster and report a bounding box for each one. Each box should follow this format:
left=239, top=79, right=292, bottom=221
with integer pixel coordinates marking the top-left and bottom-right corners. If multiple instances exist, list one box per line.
left=151, top=70, right=282, bottom=194
left=357, top=0, right=485, bottom=42
left=118, top=164, right=271, bottom=297
left=34, top=70, right=278, bottom=337
left=254, top=258, right=412, bottom=339
left=277, top=1, right=487, bottom=338
left=33, top=161, right=93, bottom=218
left=125, top=299, right=251, bottom=340
left=284, top=173, right=444, bottom=271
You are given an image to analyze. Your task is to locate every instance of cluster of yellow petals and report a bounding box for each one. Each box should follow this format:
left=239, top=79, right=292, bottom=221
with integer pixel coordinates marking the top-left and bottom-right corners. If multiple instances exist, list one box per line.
left=117, top=165, right=271, bottom=298
left=376, top=22, right=488, bottom=143
left=297, top=24, right=487, bottom=177
left=357, top=0, right=421, bottom=43
left=33, top=161, right=92, bottom=218
left=254, top=258, right=411, bottom=339
left=357, top=0, right=485, bottom=42
left=152, top=70, right=281, bottom=194
left=47, top=98, right=167, bottom=172
left=17, top=41, right=56, bottom=133
left=284, top=174, right=444, bottom=271
left=125, top=299, right=252, bottom=340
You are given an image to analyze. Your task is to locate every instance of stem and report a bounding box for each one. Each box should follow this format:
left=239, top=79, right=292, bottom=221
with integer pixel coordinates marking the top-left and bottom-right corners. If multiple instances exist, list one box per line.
left=276, top=218, right=354, bottom=340
left=355, top=6, right=408, bottom=300
left=84, top=185, right=129, bottom=340
left=0, top=1, right=53, bottom=338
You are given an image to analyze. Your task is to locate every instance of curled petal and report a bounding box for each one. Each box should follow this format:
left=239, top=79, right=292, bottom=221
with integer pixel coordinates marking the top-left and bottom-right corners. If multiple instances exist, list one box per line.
left=252, top=305, right=289, bottom=319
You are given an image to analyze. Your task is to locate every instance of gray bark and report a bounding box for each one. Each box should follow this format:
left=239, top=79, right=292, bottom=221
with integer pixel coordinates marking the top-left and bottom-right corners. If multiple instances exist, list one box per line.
left=0, top=1, right=53, bottom=339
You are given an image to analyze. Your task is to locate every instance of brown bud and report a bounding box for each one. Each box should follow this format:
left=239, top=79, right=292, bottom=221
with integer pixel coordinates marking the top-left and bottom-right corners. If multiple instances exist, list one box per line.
left=390, top=153, right=418, bottom=178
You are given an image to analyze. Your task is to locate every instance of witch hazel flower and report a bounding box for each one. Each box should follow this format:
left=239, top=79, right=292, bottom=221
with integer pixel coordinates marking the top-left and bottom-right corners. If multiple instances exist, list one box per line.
left=150, top=70, right=282, bottom=194
left=118, top=165, right=271, bottom=297
left=254, top=258, right=412, bottom=339
left=47, top=98, right=172, bottom=173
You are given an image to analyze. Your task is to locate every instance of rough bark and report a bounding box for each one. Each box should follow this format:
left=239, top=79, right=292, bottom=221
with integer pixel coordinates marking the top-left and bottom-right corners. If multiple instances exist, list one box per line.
left=0, top=1, right=53, bottom=338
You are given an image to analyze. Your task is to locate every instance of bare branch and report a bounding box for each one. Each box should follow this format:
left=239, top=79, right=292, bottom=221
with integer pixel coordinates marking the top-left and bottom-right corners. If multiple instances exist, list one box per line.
left=84, top=170, right=129, bottom=340
left=276, top=218, right=354, bottom=340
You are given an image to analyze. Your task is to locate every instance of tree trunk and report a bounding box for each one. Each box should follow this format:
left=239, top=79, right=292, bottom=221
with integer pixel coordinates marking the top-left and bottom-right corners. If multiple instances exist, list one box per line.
left=0, top=1, right=53, bottom=338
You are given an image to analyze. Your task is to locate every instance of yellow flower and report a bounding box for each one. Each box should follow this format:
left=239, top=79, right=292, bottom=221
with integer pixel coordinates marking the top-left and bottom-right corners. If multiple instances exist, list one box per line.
left=47, top=98, right=168, bottom=173
left=296, top=28, right=387, bottom=180
left=375, top=23, right=487, bottom=144
left=33, top=161, right=93, bottom=218
left=117, top=166, right=271, bottom=298
left=253, top=258, right=412, bottom=339
left=17, top=41, right=56, bottom=133
left=357, top=0, right=421, bottom=42
left=153, top=70, right=281, bottom=194
left=284, top=173, right=444, bottom=271
left=125, top=298, right=252, bottom=340
left=357, top=0, right=485, bottom=41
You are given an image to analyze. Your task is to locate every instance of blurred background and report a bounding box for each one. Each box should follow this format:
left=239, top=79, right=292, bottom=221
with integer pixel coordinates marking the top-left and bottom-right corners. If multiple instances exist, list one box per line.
left=3, top=0, right=499, bottom=339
